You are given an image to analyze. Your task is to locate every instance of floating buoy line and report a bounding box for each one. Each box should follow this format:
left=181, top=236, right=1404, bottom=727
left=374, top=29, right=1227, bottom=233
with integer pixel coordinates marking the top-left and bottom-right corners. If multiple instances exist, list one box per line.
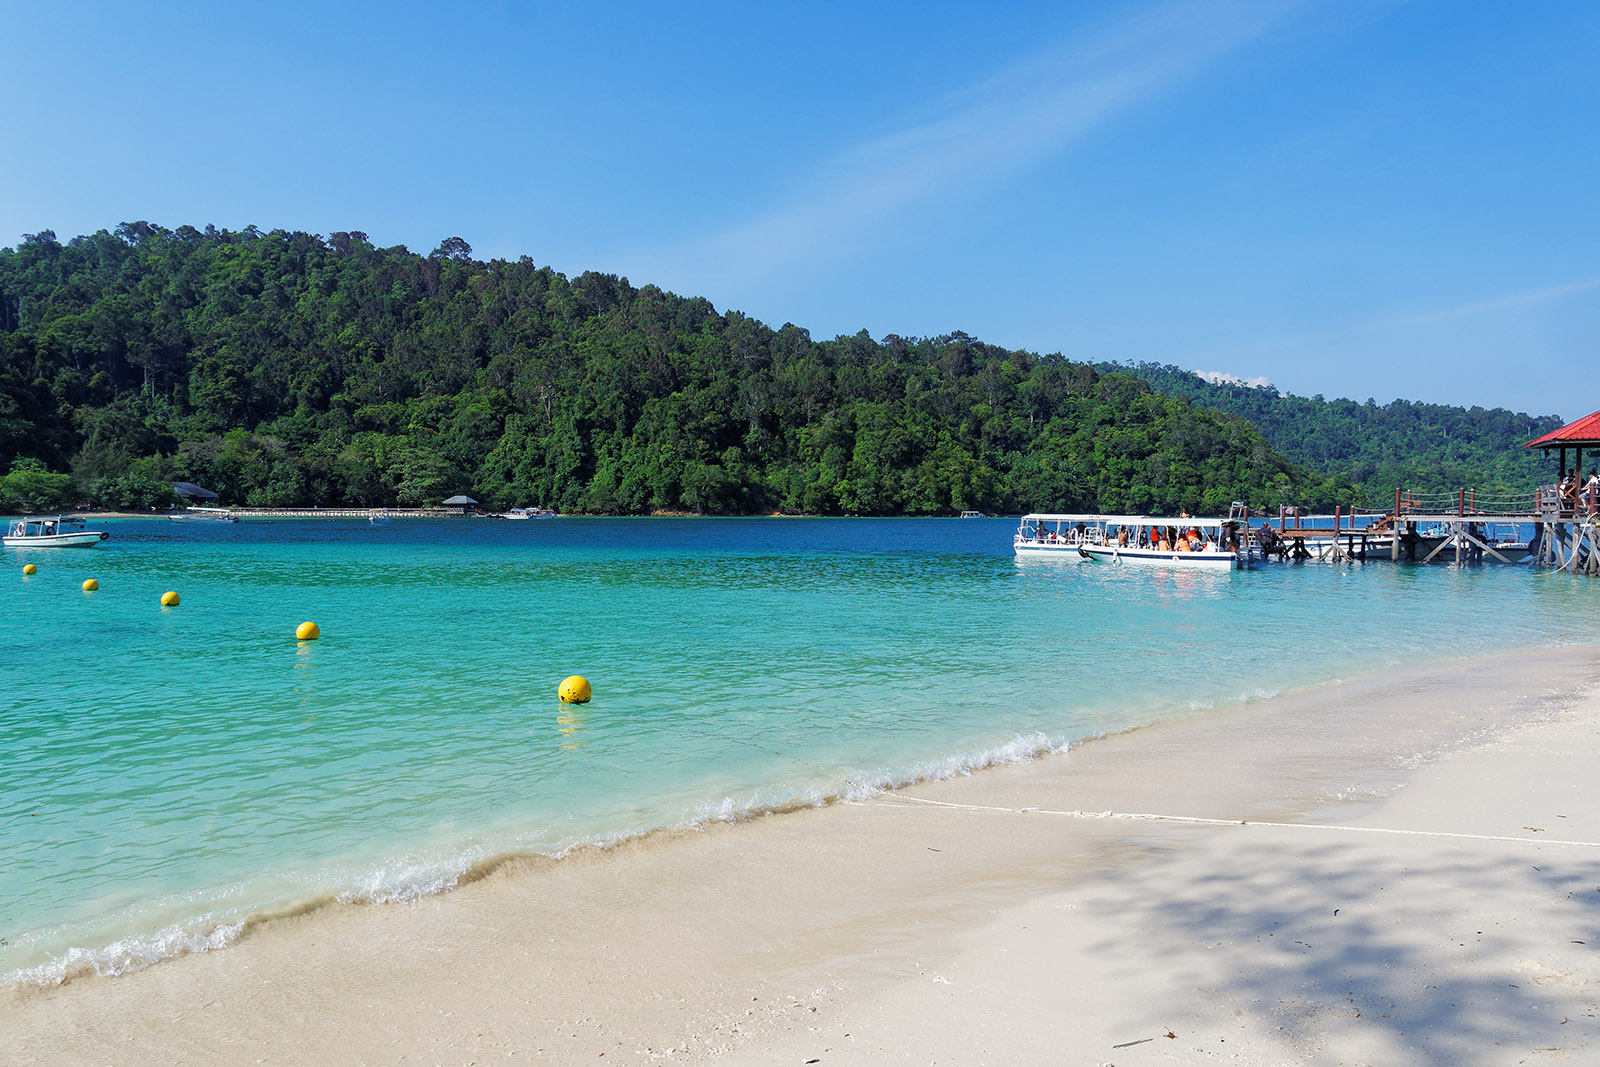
left=21, top=581, right=611, bottom=702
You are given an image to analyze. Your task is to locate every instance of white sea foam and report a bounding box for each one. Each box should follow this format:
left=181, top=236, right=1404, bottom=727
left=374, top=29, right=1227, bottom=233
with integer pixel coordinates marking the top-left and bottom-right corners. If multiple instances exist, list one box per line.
left=670, top=731, right=1071, bottom=830
left=5, top=915, right=248, bottom=989
left=1184, top=686, right=1283, bottom=711
left=333, top=853, right=481, bottom=905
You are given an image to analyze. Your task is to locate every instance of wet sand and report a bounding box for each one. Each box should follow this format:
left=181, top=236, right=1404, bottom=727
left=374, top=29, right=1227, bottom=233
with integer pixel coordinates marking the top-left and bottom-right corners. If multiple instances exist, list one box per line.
left=6, top=645, right=1600, bottom=1065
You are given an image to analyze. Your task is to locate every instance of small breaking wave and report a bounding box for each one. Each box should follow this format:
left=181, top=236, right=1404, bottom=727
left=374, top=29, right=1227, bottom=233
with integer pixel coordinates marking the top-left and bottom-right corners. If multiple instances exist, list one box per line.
left=6, top=919, right=244, bottom=988
left=1, top=730, right=1075, bottom=995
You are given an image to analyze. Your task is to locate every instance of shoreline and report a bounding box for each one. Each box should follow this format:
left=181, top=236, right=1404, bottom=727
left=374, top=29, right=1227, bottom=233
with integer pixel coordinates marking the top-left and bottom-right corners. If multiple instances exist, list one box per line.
left=6, top=643, right=1600, bottom=1064
left=1, top=639, right=1559, bottom=996
left=39, top=510, right=1008, bottom=520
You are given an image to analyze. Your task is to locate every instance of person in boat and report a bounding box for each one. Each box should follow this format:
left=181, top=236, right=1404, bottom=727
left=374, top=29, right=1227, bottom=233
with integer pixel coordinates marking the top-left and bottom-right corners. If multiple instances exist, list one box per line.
left=1258, top=522, right=1282, bottom=558
left=1116, top=526, right=1129, bottom=547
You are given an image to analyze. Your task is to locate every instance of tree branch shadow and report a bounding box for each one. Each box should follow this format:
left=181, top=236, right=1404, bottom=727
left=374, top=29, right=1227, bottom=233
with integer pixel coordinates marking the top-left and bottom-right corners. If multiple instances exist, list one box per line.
left=1085, top=831, right=1600, bottom=1063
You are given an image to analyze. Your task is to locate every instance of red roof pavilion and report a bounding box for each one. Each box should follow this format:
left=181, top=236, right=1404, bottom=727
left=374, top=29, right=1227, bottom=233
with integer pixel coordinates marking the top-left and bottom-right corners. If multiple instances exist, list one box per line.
left=1527, top=409, right=1600, bottom=449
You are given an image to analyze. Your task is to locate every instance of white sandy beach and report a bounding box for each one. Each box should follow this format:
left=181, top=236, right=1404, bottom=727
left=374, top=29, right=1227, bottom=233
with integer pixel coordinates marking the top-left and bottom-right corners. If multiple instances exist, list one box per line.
left=6, top=645, right=1599, bottom=1066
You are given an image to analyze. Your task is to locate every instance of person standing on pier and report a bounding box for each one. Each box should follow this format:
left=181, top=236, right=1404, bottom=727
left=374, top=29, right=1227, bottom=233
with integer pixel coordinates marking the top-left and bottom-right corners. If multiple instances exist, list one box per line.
left=1585, top=470, right=1599, bottom=518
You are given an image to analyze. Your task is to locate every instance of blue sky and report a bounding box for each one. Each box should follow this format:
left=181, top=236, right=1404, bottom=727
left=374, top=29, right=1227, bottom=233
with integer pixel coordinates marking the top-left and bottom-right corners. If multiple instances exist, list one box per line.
left=3, top=0, right=1595, bottom=420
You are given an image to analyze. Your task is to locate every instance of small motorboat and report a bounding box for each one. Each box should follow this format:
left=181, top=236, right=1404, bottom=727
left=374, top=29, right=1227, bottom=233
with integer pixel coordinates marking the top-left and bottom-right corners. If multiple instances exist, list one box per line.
left=502, top=506, right=557, bottom=519
left=170, top=509, right=239, bottom=524
left=4, top=516, right=111, bottom=547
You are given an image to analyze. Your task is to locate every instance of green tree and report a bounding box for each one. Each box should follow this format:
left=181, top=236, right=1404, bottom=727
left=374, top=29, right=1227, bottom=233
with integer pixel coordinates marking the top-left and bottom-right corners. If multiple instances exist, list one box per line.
left=2, top=457, right=77, bottom=512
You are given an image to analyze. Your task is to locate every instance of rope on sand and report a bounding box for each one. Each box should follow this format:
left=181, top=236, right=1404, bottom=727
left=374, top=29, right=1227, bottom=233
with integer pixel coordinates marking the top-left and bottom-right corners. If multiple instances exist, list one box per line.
left=883, top=794, right=1600, bottom=848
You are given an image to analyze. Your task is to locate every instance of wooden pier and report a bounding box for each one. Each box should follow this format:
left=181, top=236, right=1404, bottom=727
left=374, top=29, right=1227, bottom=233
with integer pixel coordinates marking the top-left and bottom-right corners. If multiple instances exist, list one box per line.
left=1389, top=488, right=1597, bottom=574
left=1243, top=486, right=1595, bottom=574
left=1258, top=506, right=1393, bottom=562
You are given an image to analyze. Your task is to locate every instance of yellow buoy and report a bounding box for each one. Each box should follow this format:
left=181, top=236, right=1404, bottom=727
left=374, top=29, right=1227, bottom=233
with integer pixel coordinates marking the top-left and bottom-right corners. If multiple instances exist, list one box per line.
left=82, top=578, right=99, bottom=591
left=296, top=621, right=320, bottom=641
left=558, top=675, right=592, bottom=704
left=161, top=591, right=180, bottom=607
left=22, top=563, right=36, bottom=575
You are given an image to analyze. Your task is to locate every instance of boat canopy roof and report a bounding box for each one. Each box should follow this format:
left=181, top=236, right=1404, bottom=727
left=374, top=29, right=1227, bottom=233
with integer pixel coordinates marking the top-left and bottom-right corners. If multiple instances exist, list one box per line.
left=1019, top=512, right=1236, bottom=529
left=172, top=481, right=219, bottom=500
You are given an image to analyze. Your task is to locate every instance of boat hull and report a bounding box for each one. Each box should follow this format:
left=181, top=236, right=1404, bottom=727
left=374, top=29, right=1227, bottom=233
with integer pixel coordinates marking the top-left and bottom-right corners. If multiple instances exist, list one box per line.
left=1015, top=542, right=1237, bottom=570
left=3, top=531, right=109, bottom=548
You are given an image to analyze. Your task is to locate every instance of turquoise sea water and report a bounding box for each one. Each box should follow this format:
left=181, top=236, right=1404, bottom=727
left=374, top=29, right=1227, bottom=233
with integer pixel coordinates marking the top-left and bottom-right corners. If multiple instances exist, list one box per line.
left=1, top=516, right=1592, bottom=985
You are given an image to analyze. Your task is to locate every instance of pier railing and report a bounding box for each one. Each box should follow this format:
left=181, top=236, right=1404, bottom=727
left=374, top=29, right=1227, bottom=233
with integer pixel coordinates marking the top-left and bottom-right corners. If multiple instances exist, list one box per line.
left=1394, top=488, right=1539, bottom=518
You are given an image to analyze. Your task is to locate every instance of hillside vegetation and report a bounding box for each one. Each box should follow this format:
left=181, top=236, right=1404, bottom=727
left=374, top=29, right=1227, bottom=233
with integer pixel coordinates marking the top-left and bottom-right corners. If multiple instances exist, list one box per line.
left=1102, top=363, right=1562, bottom=508
left=0, top=224, right=1362, bottom=516
left=14, top=224, right=1556, bottom=517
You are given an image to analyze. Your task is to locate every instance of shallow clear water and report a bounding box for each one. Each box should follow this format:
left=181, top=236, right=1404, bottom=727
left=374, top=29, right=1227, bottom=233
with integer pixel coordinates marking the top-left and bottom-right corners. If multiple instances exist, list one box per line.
left=1, top=516, right=1590, bottom=984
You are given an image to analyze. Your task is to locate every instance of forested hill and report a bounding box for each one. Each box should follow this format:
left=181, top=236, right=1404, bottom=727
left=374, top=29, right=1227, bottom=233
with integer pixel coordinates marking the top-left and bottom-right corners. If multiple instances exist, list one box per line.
left=1101, top=363, right=1562, bottom=506
left=0, top=224, right=1358, bottom=516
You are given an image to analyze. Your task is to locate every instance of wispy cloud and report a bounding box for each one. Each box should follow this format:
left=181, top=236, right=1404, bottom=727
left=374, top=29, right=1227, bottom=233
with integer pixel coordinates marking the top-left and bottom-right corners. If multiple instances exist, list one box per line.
left=1181, top=273, right=1600, bottom=367
left=1364, top=274, right=1600, bottom=331
left=635, top=0, right=1304, bottom=289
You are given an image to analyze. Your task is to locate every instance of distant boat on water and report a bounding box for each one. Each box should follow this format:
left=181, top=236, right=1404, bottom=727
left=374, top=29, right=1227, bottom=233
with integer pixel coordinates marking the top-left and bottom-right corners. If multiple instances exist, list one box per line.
left=502, top=506, right=558, bottom=519
left=170, top=509, right=239, bottom=524
left=4, top=516, right=111, bottom=547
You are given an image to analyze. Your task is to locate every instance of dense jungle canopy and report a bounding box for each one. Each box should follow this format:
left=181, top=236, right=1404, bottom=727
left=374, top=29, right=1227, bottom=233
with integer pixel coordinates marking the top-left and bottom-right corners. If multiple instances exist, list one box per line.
left=0, top=223, right=1549, bottom=516
left=1101, top=363, right=1562, bottom=506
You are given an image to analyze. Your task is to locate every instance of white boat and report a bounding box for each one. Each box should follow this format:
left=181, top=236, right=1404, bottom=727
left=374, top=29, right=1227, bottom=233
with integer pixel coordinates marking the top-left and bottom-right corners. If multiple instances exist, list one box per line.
left=1013, top=512, right=1249, bottom=571
left=503, top=506, right=557, bottom=519
left=369, top=510, right=391, bottom=525
left=4, top=516, right=111, bottom=548
left=959, top=510, right=984, bottom=518
left=170, top=509, right=239, bottom=524
left=1485, top=523, right=1531, bottom=563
